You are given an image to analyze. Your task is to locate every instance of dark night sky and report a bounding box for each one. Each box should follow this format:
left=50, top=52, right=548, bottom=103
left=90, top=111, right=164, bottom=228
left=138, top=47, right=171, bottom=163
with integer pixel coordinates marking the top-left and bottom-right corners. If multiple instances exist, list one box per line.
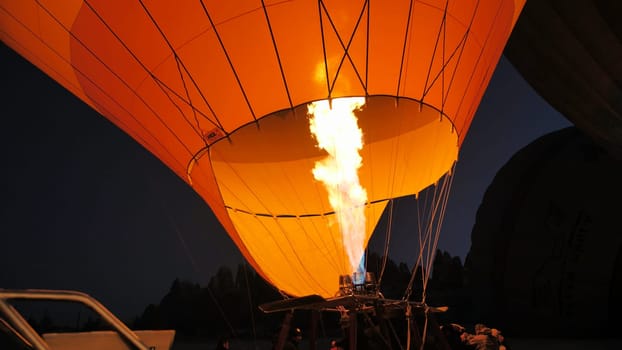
left=0, top=42, right=571, bottom=320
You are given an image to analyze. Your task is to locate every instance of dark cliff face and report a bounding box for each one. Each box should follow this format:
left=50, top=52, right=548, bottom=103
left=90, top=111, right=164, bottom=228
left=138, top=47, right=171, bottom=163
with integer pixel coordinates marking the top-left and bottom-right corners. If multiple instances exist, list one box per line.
left=466, top=127, right=622, bottom=337
left=505, top=0, right=622, bottom=160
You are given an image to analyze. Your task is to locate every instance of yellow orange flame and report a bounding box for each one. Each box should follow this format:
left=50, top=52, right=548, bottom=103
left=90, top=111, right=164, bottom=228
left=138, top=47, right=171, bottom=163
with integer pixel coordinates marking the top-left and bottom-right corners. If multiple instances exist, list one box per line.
left=308, top=97, right=367, bottom=277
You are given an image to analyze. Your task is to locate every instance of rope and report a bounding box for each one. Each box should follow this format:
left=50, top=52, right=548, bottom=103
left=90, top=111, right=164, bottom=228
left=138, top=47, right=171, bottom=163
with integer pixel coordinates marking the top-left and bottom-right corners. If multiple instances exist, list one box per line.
left=403, top=162, right=456, bottom=302
left=377, top=199, right=394, bottom=285
left=243, top=263, right=258, bottom=347
left=418, top=311, right=429, bottom=350
left=156, top=196, right=237, bottom=336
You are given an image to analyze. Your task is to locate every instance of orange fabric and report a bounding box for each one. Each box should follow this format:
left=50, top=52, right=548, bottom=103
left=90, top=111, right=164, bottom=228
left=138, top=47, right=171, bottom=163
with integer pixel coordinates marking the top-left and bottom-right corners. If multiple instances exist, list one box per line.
left=0, top=0, right=524, bottom=297
left=210, top=97, right=457, bottom=296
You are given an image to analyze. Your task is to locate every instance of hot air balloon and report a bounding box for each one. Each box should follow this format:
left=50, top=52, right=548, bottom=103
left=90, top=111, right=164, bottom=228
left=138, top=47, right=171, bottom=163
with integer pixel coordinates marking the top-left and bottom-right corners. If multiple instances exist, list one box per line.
left=465, top=126, right=622, bottom=344
left=467, top=0, right=622, bottom=338
left=504, top=0, right=622, bottom=159
left=0, top=0, right=524, bottom=300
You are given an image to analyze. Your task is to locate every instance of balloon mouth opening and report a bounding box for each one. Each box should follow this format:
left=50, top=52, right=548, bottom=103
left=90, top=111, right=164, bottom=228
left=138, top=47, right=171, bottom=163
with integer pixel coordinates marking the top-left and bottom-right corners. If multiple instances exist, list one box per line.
left=207, top=94, right=459, bottom=214
left=205, top=95, right=455, bottom=157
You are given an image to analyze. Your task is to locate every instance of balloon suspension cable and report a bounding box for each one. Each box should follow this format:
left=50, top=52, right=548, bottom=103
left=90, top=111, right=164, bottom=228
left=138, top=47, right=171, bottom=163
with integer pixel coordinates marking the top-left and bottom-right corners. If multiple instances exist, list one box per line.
left=418, top=309, right=430, bottom=350
left=387, top=316, right=405, bottom=350
left=154, top=193, right=237, bottom=336
left=406, top=304, right=412, bottom=350
left=403, top=164, right=456, bottom=302
left=242, top=263, right=258, bottom=346
left=361, top=311, right=392, bottom=349
left=377, top=199, right=395, bottom=286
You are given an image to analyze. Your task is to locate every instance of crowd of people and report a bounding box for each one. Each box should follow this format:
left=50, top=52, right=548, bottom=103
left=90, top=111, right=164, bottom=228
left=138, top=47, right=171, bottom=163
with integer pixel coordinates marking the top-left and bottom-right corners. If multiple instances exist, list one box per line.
left=216, top=322, right=506, bottom=350
left=441, top=323, right=507, bottom=350
left=276, top=327, right=342, bottom=350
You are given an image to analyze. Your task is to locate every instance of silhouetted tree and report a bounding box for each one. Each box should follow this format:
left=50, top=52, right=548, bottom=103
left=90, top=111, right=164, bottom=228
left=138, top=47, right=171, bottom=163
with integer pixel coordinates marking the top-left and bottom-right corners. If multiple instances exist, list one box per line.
left=132, top=250, right=471, bottom=339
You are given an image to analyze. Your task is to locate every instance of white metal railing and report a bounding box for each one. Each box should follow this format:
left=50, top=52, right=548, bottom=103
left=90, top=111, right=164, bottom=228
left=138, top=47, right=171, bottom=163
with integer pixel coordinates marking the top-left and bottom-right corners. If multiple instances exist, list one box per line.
left=0, top=289, right=152, bottom=350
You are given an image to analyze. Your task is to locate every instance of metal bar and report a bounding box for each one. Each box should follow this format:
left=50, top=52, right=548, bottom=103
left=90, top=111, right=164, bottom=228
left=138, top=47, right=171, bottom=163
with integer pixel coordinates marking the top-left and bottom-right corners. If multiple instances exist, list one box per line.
left=348, top=311, right=357, bottom=350
left=0, top=289, right=150, bottom=350
left=273, top=310, right=294, bottom=350
left=0, top=299, right=50, bottom=350
left=309, top=310, right=319, bottom=350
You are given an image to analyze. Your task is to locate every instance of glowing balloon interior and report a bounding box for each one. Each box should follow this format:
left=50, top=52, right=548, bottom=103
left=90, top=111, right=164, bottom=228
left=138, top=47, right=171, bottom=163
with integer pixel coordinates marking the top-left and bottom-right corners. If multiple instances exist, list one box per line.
left=0, top=0, right=525, bottom=297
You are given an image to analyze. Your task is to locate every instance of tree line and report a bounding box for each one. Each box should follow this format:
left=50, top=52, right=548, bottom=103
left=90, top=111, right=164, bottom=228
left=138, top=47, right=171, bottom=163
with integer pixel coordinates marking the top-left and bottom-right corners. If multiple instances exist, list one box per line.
left=131, top=249, right=472, bottom=340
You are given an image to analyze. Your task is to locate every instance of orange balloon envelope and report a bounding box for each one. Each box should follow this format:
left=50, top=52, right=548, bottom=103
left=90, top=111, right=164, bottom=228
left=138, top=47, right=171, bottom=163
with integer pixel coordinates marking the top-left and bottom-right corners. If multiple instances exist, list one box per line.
left=0, top=0, right=524, bottom=297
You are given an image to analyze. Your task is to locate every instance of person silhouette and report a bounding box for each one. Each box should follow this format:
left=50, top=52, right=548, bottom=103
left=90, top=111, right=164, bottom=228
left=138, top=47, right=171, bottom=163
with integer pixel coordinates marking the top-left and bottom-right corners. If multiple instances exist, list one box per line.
left=282, top=327, right=302, bottom=350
